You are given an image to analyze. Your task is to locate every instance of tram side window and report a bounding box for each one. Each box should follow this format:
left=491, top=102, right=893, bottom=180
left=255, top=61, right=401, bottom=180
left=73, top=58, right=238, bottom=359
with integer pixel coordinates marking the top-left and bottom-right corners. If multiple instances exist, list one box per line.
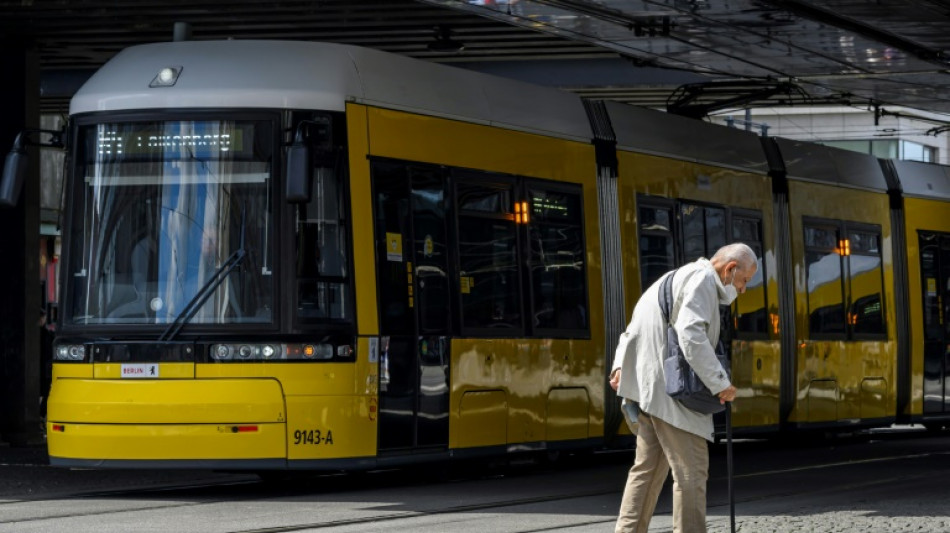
left=804, top=220, right=886, bottom=339
left=637, top=200, right=675, bottom=291
left=804, top=223, right=846, bottom=337
left=732, top=214, right=769, bottom=337
left=528, top=185, right=588, bottom=335
left=372, top=163, right=413, bottom=334
left=848, top=227, right=885, bottom=337
left=918, top=232, right=943, bottom=342
left=681, top=203, right=727, bottom=263
left=294, top=114, right=352, bottom=324
left=456, top=181, right=523, bottom=334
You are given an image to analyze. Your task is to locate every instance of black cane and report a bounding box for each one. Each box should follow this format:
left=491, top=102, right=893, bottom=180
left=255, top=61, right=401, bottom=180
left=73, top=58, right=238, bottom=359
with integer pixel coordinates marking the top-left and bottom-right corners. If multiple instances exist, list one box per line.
left=726, top=401, right=735, bottom=533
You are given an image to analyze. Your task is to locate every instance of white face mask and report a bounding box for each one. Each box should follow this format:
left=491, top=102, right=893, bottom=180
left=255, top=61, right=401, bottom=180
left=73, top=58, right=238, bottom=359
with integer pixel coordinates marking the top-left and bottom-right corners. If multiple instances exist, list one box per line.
left=720, top=268, right=739, bottom=305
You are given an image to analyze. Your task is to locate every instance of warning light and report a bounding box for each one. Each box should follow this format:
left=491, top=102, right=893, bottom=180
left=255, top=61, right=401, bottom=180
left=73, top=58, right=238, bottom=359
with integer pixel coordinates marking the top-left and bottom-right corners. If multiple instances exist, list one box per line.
left=837, top=239, right=851, bottom=256
left=514, top=201, right=530, bottom=224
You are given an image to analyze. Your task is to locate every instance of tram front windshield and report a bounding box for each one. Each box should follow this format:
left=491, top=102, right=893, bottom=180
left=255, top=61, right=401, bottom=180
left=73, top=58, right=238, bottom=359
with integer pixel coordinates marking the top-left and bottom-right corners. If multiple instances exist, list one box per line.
left=65, top=119, right=275, bottom=327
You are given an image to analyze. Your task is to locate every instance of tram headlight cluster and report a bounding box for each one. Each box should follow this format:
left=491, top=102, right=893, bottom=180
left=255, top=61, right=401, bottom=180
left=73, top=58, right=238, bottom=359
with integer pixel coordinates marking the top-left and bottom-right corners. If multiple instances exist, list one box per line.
left=212, top=343, right=279, bottom=361
left=54, top=344, right=87, bottom=361
left=210, top=343, right=352, bottom=361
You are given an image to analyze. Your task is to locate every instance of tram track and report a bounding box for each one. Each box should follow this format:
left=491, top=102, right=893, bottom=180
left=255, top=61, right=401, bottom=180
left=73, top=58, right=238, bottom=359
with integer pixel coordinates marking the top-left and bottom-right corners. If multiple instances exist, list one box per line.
left=1, top=435, right=948, bottom=532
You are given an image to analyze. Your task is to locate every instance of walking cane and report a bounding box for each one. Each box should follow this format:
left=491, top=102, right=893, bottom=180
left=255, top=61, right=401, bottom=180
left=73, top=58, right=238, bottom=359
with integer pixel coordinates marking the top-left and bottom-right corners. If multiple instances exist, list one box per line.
left=725, top=401, right=735, bottom=533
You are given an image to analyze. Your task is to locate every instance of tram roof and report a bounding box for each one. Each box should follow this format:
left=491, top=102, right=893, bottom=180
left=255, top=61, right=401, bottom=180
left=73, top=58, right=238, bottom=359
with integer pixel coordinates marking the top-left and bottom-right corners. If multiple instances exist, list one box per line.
left=890, top=160, right=950, bottom=201
left=605, top=102, right=770, bottom=175
left=774, top=137, right=889, bottom=193
left=70, top=40, right=593, bottom=143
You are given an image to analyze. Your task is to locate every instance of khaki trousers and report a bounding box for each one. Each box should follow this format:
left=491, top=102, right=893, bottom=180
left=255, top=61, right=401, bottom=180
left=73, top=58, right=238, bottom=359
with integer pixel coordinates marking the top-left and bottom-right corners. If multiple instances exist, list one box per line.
left=615, top=411, right=709, bottom=533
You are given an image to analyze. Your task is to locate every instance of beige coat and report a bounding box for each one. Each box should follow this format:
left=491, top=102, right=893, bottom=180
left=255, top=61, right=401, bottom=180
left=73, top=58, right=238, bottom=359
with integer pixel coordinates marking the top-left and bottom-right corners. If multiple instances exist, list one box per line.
left=611, top=258, right=733, bottom=441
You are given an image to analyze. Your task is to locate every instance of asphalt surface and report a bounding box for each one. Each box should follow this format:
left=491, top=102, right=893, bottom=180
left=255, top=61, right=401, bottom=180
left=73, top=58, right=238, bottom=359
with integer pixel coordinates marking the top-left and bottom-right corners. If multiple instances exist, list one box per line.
left=1, top=427, right=949, bottom=532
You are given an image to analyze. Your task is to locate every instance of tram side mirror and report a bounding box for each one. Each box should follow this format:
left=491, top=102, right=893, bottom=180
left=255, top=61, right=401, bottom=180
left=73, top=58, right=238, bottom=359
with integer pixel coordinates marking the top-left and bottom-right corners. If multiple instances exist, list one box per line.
left=0, top=144, right=27, bottom=208
left=287, top=116, right=334, bottom=204
left=1, top=129, right=65, bottom=208
left=286, top=136, right=312, bottom=204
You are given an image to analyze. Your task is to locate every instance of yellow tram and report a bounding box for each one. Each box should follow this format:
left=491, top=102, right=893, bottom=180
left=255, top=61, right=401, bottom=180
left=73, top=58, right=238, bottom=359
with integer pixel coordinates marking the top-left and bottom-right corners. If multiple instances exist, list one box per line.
left=1, top=39, right=948, bottom=470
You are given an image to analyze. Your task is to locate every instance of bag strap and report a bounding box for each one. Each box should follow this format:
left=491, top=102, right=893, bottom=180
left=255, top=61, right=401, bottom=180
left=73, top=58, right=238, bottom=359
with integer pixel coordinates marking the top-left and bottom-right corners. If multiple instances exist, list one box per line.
left=658, top=268, right=678, bottom=324
left=658, top=266, right=699, bottom=326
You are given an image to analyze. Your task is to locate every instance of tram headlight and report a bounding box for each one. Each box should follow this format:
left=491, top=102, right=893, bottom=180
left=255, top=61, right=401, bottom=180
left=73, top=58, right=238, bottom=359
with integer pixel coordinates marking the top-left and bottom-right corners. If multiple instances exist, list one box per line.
left=210, top=343, right=280, bottom=361
left=237, top=345, right=254, bottom=359
left=53, top=344, right=86, bottom=361
left=214, top=344, right=232, bottom=360
left=261, top=345, right=276, bottom=359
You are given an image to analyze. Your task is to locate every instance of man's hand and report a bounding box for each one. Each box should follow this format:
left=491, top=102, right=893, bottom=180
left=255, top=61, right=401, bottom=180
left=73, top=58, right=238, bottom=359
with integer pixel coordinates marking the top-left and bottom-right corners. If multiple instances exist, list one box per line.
left=609, top=368, right=621, bottom=391
left=718, top=384, right=737, bottom=404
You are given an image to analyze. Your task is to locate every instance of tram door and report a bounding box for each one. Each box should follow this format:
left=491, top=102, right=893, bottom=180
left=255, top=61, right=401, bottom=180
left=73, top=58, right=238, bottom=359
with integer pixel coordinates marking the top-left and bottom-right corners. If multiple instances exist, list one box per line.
left=920, top=231, right=950, bottom=414
left=373, top=162, right=451, bottom=451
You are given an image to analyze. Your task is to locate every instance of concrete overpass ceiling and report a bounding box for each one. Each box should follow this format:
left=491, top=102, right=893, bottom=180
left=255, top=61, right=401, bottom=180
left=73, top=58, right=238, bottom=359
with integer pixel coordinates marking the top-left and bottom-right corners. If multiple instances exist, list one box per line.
left=427, top=0, right=950, bottom=117
left=1, top=0, right=949, bottom=118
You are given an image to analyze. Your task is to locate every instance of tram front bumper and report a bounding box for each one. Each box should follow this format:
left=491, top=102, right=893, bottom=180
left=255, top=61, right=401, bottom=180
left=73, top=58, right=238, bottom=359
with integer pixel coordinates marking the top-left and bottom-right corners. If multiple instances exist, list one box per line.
left=46, top=378, right=286, bottom=463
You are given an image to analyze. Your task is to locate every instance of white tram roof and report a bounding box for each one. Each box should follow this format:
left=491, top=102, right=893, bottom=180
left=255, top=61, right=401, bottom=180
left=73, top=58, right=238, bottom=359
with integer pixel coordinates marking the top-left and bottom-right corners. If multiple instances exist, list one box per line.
left=604, top=101, right=771, bottom=176
left=70, top=40, right=593, bottom=143
left=889, top=160, right=950, bottom=201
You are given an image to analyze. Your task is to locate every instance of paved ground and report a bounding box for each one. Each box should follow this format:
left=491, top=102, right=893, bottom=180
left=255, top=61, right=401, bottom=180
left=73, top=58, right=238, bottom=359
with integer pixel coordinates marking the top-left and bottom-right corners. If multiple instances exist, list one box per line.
left=1, top=428, right=949, bottom=532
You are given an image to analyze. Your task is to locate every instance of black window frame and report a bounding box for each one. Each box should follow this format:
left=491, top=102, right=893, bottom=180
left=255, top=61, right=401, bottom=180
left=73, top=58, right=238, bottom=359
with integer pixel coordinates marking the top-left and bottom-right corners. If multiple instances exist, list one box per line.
left=845, top=221, right=887, bottom=341
left=730, top=208, right=770, bottom=340
left=452, top=171, right=526, bottom=338
left=368, top=158, right=591, bottom=340
left=677, top=200, right=728, bottom=265
left=803, top=217, right=847, bottom=340
left=635, top=195, right=770, bottom=340
left=802, top=217, right=887, bottom=341
left=62, top=109, right=282, bottom=336
left=523, top=179, right=590, bottom=339
left=636, top=196, right=677, bottom=291
left=290, top=110, right=356, bottom=331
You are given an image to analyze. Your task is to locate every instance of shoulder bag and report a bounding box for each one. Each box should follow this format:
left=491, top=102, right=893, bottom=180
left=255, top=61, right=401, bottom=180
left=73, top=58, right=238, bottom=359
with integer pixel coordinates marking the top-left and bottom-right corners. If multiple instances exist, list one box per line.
left=659, top=268, right=730, bottom=415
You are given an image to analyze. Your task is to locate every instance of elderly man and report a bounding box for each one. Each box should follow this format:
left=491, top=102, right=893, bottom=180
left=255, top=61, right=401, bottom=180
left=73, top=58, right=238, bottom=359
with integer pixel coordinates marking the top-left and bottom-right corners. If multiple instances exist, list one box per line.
left=609, top=242, right=757, bottom=533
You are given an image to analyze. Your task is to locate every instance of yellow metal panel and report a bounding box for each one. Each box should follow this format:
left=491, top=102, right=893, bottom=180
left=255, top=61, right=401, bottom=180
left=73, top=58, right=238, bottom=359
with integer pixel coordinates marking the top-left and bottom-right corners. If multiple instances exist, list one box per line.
left=450, top=337, right=605, bottom=448
left=860, top=378, right=888, bottom=419
left=281, top=336, right=378, bottom=461
left=786, top=180, right=896, bottom=424
left=902, top=196, right=950, bottom=417
left=196, top=363, right=359, bottom=396
left=360, top=104, right=607, bottom=446
left=615, top=150, right=782, bottom=430
left=806, top=380, right=839, bottom=422
left=48, top=378, right=285, bottom=424
left=48, top=422, right=284, bottom=460
left=285, top=395, right=376, bottom=460
left=616, top=150, right=776, bottom=317
left=731, top=340, right=781, bottom=427
left=346, top=103, right=379, bottom=336
left=545, top=388, right=590, bottom=441
left=365, top=106, right=594, bottom=182
left=455, top=390, right=507, bottom=448
left=52, top=363, right=93, bottom=379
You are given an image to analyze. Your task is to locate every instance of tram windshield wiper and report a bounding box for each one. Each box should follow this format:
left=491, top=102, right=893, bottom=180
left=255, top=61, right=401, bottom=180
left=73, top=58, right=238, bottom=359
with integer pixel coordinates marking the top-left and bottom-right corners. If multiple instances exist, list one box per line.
left=159, top=208, right=247, bottom=341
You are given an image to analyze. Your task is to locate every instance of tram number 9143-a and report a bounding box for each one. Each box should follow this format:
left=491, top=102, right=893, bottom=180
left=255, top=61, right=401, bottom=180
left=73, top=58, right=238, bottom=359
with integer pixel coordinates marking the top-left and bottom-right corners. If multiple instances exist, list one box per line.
left=293, top=429, right=334, bottom=446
